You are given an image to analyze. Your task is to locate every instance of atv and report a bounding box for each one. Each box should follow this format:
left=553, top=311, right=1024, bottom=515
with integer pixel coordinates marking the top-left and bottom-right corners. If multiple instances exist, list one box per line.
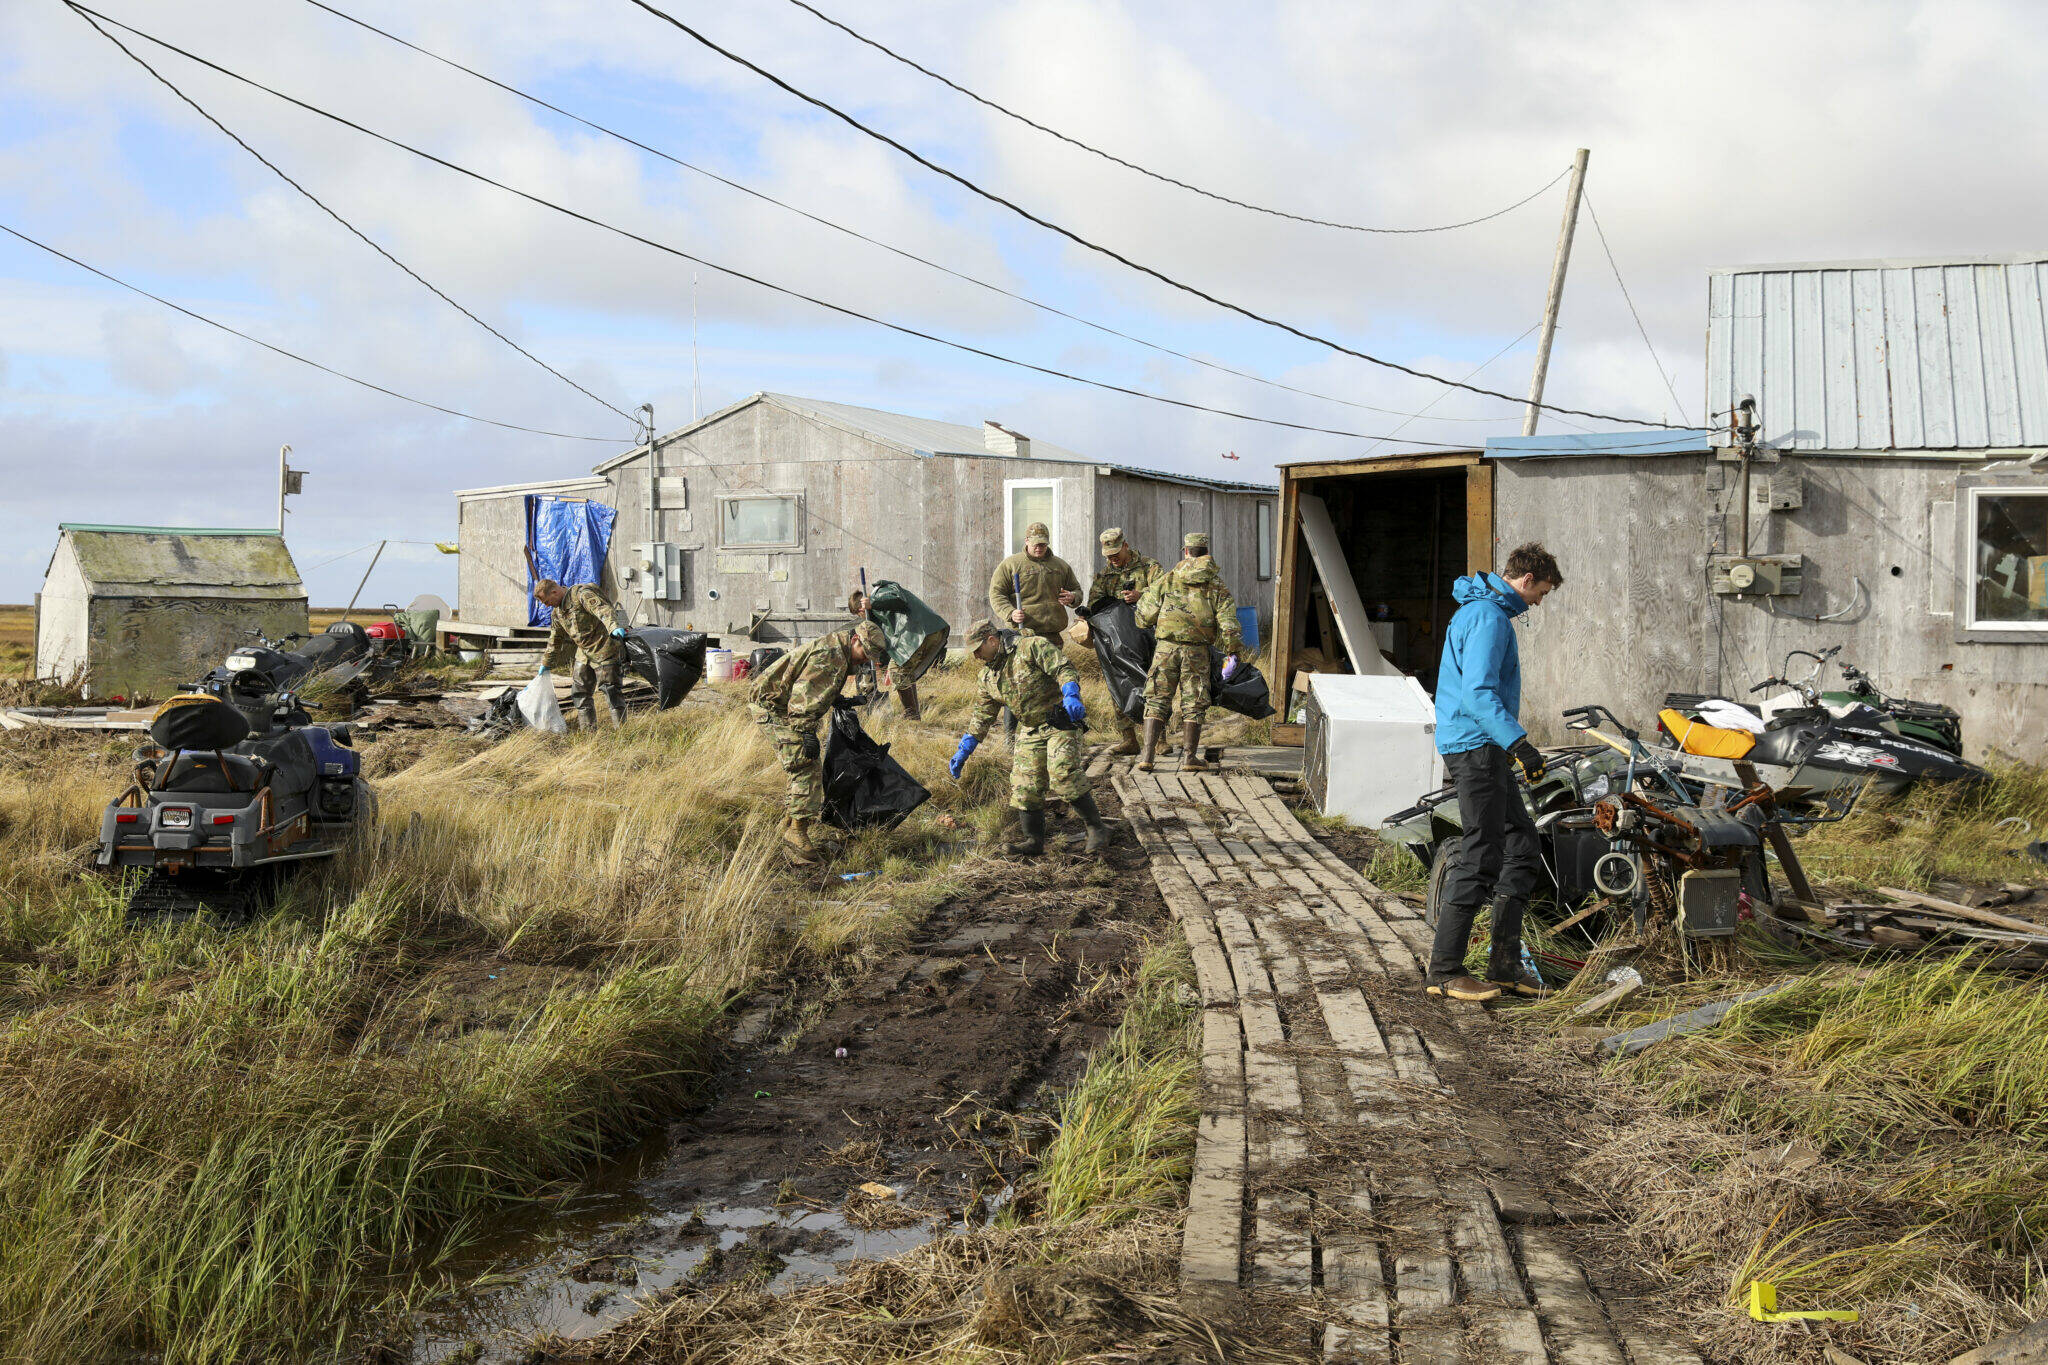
left=98, top=686, right=372, bottom=923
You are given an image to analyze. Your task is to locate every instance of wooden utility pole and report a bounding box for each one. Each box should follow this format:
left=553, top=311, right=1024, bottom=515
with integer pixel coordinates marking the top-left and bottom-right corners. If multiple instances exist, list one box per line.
left=1522, top=147, right=1591, bottom=436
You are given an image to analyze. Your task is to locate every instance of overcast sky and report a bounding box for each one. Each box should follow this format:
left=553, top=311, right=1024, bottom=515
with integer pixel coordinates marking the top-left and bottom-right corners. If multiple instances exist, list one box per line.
left=4, top=0, right=2044, bottom=606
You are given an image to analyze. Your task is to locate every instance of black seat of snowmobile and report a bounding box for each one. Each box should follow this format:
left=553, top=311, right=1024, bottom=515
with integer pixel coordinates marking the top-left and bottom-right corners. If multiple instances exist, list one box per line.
left=159, top=751, right=267, bottom=795
left=149, top=695, right=251, bottom=751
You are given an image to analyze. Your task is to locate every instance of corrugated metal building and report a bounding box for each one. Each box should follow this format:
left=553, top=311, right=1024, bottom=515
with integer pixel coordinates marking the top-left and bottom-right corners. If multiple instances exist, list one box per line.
left=456, top=392, right=1278, bottom=644
left=34, top=524, right=309, bottom=699
left=1272, top=254, right=2048, bottom=762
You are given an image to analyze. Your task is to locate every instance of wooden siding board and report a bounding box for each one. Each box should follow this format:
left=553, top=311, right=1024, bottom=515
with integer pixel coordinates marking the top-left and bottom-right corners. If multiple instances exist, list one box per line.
left=1946, top=264, right=1991, bottom=449
left=1790, top=271, right=1826, bottom=450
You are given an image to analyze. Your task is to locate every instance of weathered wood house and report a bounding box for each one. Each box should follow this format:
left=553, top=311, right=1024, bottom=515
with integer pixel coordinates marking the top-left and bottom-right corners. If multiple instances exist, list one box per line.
left=34, top=524, right=308, bottom=699
left=1273, top=254, right=2048, bottom=761
left=456, top=392, right=1278, bottom=645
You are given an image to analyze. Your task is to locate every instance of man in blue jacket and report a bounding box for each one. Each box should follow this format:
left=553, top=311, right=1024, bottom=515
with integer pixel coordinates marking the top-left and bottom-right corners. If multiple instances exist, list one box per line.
left=1427, top=542, right=1563, bottom=1003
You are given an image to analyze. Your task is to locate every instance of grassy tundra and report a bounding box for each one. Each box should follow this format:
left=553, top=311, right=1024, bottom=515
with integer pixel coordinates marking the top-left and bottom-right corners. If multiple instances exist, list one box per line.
left=0, top=656, right=1054, bottom=1362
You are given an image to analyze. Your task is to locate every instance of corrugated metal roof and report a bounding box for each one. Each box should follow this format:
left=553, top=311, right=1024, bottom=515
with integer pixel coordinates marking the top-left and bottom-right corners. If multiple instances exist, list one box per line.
left=604, top=392, right=1274, bottom=491
left=1707, top=257, right=2048, bottom=451
left=1484, top=430, right=1713, bottom=459
left=61, top=527, right=304, bottom=595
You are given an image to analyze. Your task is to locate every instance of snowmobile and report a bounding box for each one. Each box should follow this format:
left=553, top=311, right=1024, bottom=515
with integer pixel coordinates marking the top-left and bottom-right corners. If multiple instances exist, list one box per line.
left=1658, top=647, right=1983, bottom=801
left=196, top=620, right=379, bottom=728
left=98, top=683, right=371, bottom=922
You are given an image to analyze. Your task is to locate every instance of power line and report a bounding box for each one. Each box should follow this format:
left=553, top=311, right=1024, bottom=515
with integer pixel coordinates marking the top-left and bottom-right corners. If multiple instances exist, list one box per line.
left=68, top=7, right=1485, bottom=451
left=69, top=4, right=636, bottom=427
left=1583, top=190, right=1692, bottom=426
left=1357, top=322, right=1540, bottom=458
left=785, top=0, right=1570, bottom=236
left=0, top=221, right=621, bottom=443
left=293, top=0, right=1517, bottom=426
left=621, top=0, right=1684, bottom=430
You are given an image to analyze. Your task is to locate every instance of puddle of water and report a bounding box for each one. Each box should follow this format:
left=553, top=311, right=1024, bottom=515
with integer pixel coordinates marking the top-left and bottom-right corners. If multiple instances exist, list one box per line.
left=405, top=1138, right=961, bottom=1363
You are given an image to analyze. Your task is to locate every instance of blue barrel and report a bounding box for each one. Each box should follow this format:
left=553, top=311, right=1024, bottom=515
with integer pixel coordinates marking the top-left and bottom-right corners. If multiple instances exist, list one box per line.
left=1236, top=606, right=1260, bottom=652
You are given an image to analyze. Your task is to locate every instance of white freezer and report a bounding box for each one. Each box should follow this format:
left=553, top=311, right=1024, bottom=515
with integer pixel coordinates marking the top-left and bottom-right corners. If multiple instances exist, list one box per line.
left=1302, top=673, right=1443, bottom=828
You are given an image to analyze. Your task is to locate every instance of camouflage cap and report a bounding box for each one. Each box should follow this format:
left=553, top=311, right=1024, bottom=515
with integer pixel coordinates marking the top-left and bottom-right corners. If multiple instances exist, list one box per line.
left=1183, top=530, right=1210, bottom=550
left=1098, top=527, right=1128, bottom=553
left=849, top=620, right=888, bottom=658
left=1023, top=521, right=1051, bottom=546
left=964, top=618, right=1001, bottom=649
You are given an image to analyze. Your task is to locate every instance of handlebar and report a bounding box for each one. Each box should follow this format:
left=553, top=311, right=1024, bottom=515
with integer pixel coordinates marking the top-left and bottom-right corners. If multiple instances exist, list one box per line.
left=1749, top=677, right=1788, bottom=694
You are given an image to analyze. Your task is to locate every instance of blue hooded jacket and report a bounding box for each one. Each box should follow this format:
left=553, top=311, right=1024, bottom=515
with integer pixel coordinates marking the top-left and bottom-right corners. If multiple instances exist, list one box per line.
left=1434, top=572, right=1530, bottom=756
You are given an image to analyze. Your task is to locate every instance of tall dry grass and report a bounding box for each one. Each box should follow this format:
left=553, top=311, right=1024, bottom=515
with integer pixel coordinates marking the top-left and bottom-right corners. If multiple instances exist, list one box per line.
left=1792, top=762, right=2048, bottom=891
left=0, top=688, right=1013, bottom=1362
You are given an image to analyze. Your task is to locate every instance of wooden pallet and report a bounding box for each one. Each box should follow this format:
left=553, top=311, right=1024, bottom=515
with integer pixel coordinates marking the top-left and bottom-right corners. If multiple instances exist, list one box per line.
left=1112, top=764, right=1703, bottom=1365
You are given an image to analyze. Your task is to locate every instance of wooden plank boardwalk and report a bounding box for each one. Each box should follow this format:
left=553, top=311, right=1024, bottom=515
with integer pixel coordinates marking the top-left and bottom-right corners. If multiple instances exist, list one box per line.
left=1111, top=766, right=1701, bottom=1365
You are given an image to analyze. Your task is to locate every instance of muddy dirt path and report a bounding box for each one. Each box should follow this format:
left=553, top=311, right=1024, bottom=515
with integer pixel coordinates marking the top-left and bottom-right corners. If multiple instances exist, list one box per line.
left=410, top=793, right=1169, bottom=1361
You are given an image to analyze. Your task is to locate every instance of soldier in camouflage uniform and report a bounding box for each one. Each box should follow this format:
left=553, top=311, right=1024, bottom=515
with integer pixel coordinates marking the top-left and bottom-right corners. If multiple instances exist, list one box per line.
left=948, top=619, right=1112, bottom=857
left=1134, top=532, right=1244, bottom=773
left=749, top=619, right=888, bottom=865
left=535, top=579, right=628, bottom=729
left=1081, top=527, right=1164, bottom=756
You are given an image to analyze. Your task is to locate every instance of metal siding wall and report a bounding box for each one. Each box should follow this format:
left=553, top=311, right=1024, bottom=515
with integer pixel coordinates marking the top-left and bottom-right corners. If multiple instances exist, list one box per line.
left=1710, top=260, right=2048, bottom=451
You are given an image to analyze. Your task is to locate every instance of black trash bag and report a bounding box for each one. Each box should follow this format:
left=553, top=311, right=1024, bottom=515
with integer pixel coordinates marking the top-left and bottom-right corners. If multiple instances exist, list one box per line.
left=1207, top=648, right=1276, bottom=720
left=821, top=703, right=930, bottom=831
left=623, top=628, right=709, bottom=709
left=473, top=688, right=527, bottom=736
left=1086, top=602, right=1155, bottom=723
left=749, top=646, right=786, bottom=676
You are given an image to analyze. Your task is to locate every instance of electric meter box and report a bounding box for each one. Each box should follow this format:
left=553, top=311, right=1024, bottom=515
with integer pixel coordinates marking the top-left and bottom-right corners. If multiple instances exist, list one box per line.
left=1302, top=673, right=1444, bottom=828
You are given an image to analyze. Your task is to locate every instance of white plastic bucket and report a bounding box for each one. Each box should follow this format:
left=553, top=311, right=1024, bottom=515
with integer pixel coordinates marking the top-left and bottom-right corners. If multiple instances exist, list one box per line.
left=705, top=648, right=738, bottom=682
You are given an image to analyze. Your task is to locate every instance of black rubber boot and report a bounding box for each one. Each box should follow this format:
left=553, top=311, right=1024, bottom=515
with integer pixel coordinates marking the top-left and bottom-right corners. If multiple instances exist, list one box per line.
left=1006, top=807, right=1046, bottom=856
left=1072, top=792, right=1113, bottom=855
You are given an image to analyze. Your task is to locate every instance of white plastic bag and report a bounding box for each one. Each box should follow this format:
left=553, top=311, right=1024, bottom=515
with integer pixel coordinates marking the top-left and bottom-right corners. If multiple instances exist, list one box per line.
left=516, top=672, right=568, bottom=733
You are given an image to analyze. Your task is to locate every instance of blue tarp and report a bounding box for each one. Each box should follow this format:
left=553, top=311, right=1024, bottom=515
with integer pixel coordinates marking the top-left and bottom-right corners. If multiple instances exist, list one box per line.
left=526, top=496, right=617, bottom=626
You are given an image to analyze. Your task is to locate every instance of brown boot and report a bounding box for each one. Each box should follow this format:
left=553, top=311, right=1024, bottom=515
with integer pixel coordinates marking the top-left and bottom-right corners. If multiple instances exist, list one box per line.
left=781, top=817, right=817, bottom=867
left=1109, top=724, right=1141, bottom=757
left=1181, top=721, right=1209, bottom=772
left=1137, top=718, right=1162, bottom=772
left=896, top=683, right=921, bottom=721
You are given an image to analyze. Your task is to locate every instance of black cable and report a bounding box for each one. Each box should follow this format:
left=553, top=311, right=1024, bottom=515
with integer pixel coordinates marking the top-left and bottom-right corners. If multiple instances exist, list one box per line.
left=69, top=5, right=637, bottom=427
left=67, top=7, right=1483, bottom=451
left=293, top=0, right=1515, bottom=426
left=0, top=221, right=620, bottom=442
left=620, top=0, right=1684, bottom=430
left=785, top=0, right=1570, bottom=236
left=1583, top=191, right=1692, bottom=426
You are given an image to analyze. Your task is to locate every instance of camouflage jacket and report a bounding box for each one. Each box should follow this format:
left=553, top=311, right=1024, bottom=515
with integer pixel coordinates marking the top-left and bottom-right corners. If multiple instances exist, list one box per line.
left=1086, top=552, right=1164, bottom=612
left=750, top=629, right=855, bottom=729
left=970, top=635, right=1079, bottom=738
left=987, top=550, right=1081, bottom=639
left=1136, top=557, right=1244, bottom=654
left=542, top=584, right=624, bottom=669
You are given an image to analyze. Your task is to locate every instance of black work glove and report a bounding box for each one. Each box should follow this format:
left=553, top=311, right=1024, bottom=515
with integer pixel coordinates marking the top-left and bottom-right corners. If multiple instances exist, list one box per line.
left=801, top=731, right=821, bottom=764
left=1509, top=738, right=1545, bottom=782
left=831, top=693, right=864, bottom=711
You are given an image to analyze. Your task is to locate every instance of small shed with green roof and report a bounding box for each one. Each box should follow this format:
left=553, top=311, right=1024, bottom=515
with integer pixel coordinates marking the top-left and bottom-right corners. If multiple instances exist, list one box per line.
left=34, top=524, right=307, bottom=700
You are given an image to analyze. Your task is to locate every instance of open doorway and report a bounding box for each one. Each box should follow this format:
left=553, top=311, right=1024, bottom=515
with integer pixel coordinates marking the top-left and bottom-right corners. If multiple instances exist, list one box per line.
left=1273, top=453, right=1492, bottom=735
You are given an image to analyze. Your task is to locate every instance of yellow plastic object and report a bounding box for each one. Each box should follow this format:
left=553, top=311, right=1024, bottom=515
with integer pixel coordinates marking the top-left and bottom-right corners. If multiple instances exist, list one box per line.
left=1748, top=1281, right=1859, bottom=1323
left=1661, top=708, right=1757, bottom=759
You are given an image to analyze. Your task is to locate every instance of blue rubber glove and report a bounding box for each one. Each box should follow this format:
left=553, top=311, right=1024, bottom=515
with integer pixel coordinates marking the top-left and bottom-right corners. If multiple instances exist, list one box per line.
left=1221, top=654, right=1239, bottom=682
left=610, top=626, right=627, bottom=638
left=536, top=664, right=550, bottom=676
left=1060, top=680, right=1086, bottom=725
left=949, top=733, right=978, bottom=780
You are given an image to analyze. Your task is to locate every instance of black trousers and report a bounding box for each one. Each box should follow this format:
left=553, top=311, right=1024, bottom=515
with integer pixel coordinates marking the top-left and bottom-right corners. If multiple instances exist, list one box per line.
left=1428, top=744, right=1544, bottom=982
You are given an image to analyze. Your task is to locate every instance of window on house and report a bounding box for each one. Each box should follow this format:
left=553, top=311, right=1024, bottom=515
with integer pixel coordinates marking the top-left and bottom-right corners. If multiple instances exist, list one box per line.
left=1970, top=488, right=2048, bottom=629
left=1005, top=479, right=1058, bottom=554
left=718, top=494, right=801, bottom=549
left=1257, top=501, right=1274, bottom=580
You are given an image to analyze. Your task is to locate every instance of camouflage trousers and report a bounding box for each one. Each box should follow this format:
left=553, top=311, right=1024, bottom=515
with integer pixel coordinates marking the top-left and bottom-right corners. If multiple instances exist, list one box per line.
left=751, top=705, right=823, bottom=821
left=1143, top=641, right=1211, bottom=722
left=1009, top=723, right=1087, bottom=812
left=570, top=656, right=626, bottom=727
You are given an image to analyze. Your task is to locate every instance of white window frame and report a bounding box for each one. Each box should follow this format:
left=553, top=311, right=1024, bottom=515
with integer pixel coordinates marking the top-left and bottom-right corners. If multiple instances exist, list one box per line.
left=1957, top=480, right=2048, bottom=642
left=1257, top=500, right=1275, bottom=580
left=716, top=492, right=804, bottom=551
left=1003, top=478, right=1060, bottom=555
